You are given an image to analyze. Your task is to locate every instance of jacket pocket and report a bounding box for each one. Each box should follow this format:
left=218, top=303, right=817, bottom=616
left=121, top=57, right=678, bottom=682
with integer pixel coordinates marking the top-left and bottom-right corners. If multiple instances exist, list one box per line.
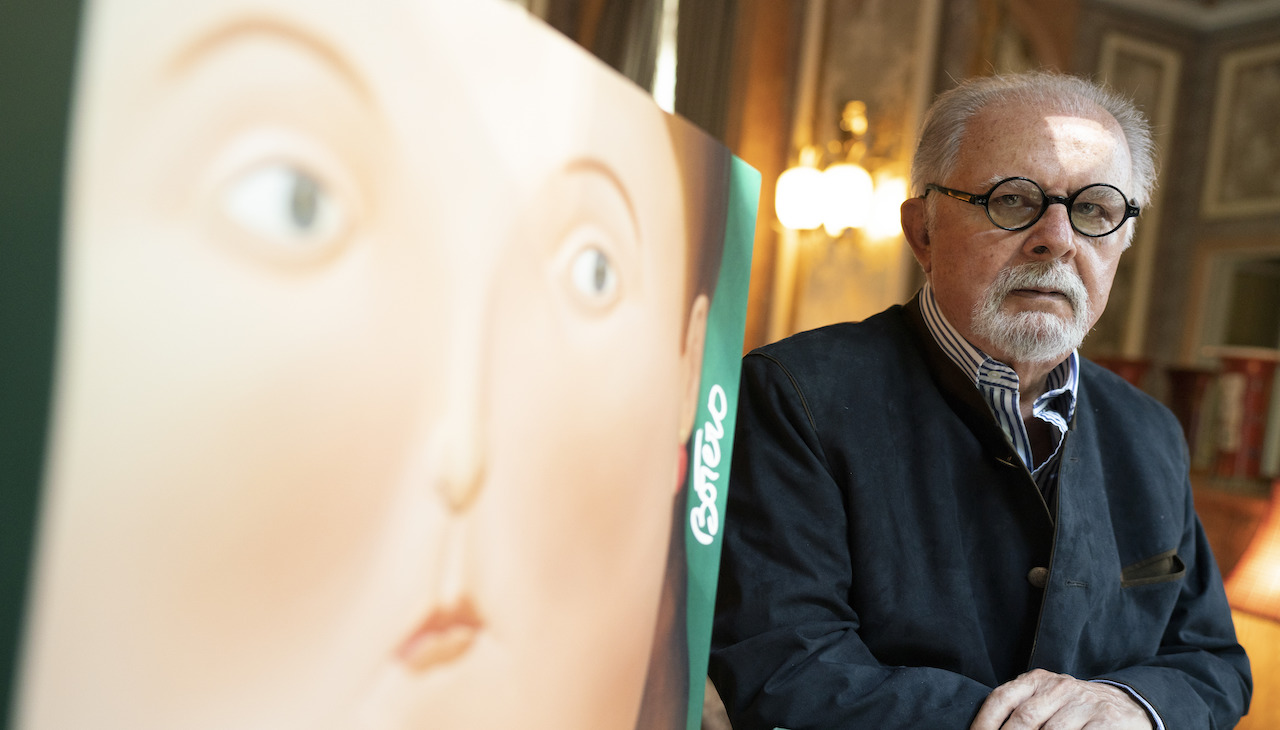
left=1120, top=548, right=1186, bottom=588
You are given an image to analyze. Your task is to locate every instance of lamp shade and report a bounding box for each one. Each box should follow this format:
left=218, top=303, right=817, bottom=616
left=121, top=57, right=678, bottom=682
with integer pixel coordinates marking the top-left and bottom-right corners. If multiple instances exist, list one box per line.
left=775, top=165, right=825, bottom=230
left=820, top=162, right=873, bottom=235
left=1226, top=482, right=1280, bottom=621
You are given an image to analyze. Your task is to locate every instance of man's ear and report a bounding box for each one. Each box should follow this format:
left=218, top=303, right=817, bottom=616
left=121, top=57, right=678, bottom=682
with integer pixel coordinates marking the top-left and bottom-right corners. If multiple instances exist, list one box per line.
left=677, top=294, right=710, bottom=449
left=901, top=197, right=932, bottom=275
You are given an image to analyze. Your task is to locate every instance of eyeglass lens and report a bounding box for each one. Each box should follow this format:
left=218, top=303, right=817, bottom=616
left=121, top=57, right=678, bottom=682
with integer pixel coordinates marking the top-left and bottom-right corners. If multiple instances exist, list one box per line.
left=986, top=178, right=1129, bottom=236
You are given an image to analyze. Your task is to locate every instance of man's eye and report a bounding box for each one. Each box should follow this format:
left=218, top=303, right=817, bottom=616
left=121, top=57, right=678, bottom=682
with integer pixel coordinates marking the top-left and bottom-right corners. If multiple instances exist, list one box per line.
left=993, top=194, right=1029, bottom=208
left=569, top=245, right=618, bottom=301
left=223, top=163, right=342, bottom=244
left=1073, top=201, right=1122, bottom=224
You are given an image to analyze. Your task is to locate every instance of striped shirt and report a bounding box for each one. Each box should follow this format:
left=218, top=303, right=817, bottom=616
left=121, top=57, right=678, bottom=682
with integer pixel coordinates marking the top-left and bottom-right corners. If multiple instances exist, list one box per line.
left=918, top=283, right=1078, bottom=502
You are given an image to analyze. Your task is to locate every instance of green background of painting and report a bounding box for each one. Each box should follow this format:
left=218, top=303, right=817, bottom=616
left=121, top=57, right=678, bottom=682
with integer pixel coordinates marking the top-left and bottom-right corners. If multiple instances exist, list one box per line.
left=0, top=0, right=85, bottom=725
left=683, top=156, right=759, bottom=730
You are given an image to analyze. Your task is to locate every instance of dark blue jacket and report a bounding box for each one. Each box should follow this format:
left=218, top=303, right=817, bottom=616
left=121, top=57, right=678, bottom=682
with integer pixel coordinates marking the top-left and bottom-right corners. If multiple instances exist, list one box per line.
left=709, top=296, right=1251, bottom=729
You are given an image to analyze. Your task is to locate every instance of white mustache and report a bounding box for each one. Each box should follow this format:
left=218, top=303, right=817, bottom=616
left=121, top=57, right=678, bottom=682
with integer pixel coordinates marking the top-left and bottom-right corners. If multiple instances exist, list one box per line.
left=991, top=261, right=1087, bottom=315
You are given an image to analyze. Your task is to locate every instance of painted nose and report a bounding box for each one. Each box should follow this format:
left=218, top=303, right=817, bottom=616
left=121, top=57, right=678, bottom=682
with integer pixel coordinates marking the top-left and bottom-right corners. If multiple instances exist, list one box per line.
left=434, top=403, right=485, bottom=512
left=431, top=312, right=489, bottom=513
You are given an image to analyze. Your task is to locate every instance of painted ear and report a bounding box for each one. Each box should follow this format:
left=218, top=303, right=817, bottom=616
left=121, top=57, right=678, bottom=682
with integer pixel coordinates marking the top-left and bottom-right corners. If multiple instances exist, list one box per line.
left=677, top=293, right=709, bottom=449
left=901, top=197, right=932, bottom=275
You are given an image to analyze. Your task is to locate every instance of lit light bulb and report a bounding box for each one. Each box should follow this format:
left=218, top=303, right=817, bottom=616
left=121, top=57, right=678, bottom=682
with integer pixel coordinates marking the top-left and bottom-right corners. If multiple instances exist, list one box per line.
left=821, top=162, right=873, bottom=236
left=775, top=165, right=825, bottom=230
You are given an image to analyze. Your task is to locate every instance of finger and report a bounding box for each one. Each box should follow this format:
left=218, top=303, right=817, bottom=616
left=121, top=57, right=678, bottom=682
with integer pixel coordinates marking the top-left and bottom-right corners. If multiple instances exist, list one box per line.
left=970, top=675, right=1041, bottom=730
left=998, top=690, right=1071, bottom=730
left=971, top=670, right=1083, bottom=730
left=1034, top=701, right=1091, bottom=730
left=1005, top=678, right=1151, bottom=730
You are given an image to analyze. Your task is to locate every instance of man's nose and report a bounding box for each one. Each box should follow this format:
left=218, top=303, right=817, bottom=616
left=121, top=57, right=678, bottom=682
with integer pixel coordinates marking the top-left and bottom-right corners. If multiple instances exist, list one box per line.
left=1022, top=201, right=1077, bottom=259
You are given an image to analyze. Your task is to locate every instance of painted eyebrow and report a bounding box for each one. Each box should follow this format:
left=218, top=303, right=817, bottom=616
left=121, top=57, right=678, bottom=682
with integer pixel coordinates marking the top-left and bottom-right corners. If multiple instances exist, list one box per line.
left=166, top=17, right=374, bottom=103
left=564, top=157, right=641, bottom=241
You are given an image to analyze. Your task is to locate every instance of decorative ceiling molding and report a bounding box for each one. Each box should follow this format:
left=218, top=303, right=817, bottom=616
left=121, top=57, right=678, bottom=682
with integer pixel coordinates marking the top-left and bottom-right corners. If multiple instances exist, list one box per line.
left=1093, top=0, right=1280, bottom=31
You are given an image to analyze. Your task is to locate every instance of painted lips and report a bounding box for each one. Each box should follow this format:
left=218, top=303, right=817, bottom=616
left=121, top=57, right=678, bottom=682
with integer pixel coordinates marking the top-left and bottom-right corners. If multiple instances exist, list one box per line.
left=397, top=599, right=482, bottom=672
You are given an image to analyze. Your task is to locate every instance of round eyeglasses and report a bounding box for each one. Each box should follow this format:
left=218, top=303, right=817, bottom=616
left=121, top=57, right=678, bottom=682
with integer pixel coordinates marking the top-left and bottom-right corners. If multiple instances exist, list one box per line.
left=924, top=177, right=1140, bottom=237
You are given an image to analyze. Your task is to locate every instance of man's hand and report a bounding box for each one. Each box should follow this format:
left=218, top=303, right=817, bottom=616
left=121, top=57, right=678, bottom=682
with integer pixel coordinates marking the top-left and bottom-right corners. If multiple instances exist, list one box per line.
left=969, top=669, right=1154, bottom=729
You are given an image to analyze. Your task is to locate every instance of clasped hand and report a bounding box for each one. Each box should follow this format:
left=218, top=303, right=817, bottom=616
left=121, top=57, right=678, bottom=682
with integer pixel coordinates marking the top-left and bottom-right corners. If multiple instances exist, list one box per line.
left=969, top=669, right=1153, bottom=730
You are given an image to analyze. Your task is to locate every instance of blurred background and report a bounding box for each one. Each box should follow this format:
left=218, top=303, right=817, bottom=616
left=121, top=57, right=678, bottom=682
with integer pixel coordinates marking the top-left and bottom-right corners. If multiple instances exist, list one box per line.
left=508, top=0, right=1280, bottom=726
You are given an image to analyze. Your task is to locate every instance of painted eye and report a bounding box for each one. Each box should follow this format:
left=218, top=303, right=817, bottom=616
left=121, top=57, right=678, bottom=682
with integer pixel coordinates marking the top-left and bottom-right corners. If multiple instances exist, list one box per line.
left=568, top=240, right=619, bottom=305
left=223, top=163, right=342, bottom=245
left=570, top=245, right=617, bottom=299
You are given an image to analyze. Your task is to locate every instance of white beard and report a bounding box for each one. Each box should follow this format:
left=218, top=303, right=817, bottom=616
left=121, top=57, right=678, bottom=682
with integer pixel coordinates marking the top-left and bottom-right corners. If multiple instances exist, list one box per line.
left=970, top=261, right=1092, bottom=364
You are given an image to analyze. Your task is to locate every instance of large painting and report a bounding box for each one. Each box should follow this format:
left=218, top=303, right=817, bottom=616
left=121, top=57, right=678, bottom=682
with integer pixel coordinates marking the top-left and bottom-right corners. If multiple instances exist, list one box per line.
left=1, top=0, right=758, bottom=727
left=1203, top=41, right=1280, bottom=219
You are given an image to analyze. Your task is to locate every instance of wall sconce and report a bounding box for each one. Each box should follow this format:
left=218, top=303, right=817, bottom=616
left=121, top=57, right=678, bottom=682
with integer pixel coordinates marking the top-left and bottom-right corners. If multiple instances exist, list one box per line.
left=774, top=100, right=908, bottom=240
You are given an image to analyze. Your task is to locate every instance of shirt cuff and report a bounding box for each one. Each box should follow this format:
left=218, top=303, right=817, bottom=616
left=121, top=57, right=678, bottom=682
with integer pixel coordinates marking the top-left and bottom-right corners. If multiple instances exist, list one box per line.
left=1090, top=679, right=1163, bottom=730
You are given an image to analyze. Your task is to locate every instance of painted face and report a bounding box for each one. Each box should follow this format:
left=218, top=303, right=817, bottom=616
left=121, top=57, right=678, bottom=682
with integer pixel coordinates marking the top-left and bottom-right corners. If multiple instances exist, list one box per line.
left=18, top=1, right=702, bottom=728
left=910, top=100, right=1133, bottom=365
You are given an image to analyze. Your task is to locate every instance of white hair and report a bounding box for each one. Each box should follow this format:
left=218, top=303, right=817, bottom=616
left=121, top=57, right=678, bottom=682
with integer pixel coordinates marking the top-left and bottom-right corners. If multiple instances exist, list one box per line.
left=911, top=72, right=1157, bottom=214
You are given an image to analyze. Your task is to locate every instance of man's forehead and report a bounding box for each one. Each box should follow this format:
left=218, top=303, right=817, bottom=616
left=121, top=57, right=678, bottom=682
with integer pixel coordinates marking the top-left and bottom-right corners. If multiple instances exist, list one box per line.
left=972, top=99, right=1121, bottom=137
left=957, top=102, right=1130, bottom=183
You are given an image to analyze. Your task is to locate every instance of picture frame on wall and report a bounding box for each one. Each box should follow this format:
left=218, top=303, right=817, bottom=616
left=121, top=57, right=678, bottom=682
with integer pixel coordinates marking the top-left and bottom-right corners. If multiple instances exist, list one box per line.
left=1091, top=33, right=1181, bottom=358
left=1202, top=41, right=1280, bottom=219
left=772, top=0, right=940, bottom=340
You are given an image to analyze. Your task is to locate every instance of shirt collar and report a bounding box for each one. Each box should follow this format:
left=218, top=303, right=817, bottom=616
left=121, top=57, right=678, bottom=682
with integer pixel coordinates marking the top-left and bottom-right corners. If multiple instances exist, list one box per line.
left=918, top=282, right=1079, bottom=417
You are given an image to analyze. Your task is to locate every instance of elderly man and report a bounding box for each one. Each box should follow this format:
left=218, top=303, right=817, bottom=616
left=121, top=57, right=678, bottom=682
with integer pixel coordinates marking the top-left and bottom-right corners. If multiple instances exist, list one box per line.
left=709, top=72, right=1251, bottom=729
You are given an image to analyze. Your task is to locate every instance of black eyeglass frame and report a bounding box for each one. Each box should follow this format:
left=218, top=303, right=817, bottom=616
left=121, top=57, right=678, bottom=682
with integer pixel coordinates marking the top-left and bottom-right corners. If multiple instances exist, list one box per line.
left=924, top=177, right=1141, bottom=238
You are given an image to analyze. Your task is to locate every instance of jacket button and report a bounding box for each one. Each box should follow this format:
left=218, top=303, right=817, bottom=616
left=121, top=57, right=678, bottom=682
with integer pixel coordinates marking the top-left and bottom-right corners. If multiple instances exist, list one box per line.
left=1027, top=567, right=1049, bottom=588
